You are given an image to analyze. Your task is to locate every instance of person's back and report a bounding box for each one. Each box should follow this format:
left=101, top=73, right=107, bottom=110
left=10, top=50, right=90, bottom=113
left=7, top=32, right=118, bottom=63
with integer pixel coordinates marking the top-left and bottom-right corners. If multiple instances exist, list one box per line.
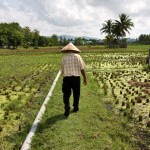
left=61, top=52, right=85, bottom=77
left=60, top=43, right=87, bottom=117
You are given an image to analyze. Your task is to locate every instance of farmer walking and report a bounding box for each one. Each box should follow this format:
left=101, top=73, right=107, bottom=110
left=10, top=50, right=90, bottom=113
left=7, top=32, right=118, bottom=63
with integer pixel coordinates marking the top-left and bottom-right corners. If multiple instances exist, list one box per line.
left=60, top=43, right=87, bottom=117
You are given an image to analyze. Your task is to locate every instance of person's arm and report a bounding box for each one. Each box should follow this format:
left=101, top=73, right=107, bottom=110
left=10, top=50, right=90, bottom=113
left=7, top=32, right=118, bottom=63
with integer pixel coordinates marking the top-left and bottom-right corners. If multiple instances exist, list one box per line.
left=60, top=58, right=64, bottom=75
left=81, top=69, right=87, bottom=85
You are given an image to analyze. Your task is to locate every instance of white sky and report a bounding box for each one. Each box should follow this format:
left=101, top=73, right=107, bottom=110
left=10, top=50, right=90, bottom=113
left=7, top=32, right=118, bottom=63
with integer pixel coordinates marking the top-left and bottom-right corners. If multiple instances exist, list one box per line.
left=0, top=0, right=150, bottom=39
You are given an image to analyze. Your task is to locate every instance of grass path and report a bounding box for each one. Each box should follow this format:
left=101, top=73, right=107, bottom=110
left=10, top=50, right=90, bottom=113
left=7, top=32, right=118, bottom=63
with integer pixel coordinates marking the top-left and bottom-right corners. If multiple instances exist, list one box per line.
left=30, top=73, right=137, bottom=150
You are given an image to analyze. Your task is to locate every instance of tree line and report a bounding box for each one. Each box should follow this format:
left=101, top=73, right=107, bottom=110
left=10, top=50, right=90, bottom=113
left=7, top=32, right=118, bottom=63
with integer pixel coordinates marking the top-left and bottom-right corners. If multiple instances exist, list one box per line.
left=138, top=34, right=150, bottom=44
left=0, top=22, right=70, bottom=49
left=100, top=13, right=134, bottom=48
left=0, top=22, right=100, bottom=49
left=1, top=20, right=149, bottom=49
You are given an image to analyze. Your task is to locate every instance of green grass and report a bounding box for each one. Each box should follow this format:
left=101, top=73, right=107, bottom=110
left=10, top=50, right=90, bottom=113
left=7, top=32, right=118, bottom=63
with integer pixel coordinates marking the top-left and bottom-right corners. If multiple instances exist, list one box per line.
left=0, top=45, right=149, bottom=149
left=30, top=74, right=137, bottom=150
left=0, top=44, right=150, bottom=54
left=0, top=52, right=60, bottom=150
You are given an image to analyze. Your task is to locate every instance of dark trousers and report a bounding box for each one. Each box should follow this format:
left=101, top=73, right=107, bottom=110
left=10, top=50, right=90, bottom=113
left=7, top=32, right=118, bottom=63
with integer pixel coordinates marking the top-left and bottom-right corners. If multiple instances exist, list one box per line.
left=62, top=76, right=80, bottom=110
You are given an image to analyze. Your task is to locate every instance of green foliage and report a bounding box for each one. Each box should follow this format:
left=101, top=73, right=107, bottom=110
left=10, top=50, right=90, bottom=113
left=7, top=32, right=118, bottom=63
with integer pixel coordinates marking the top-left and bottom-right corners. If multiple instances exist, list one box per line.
left=0, top=22, right=23, bottom=49
left=74, top=37, right=84, bottom=45
left=139, top=34, right=150, bottom=44
left=0, top=46, right=149, bottom=149
left=49, top=34, right=59, bottom=46
left=38, top=36, right=49, bottom=47
left=32, top=29, right=40, bottom=47
left=59, top=36, right=69, bottom=46
left=0, top=22, right=102, bottom=48
left=30, top=74, right=137, bottom=150
left=100, top=13, right=134, bottom=48
left=0, top=22, right=63, bottom=49
left=0, top=51, right=60, bottom=150
left=22, top=26, right=33, bottom=48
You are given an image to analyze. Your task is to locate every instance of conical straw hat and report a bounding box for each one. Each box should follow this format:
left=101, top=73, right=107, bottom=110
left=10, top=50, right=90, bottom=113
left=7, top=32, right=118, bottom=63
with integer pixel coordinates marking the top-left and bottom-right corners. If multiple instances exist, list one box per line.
left=61, top=42, right=81, bottom=53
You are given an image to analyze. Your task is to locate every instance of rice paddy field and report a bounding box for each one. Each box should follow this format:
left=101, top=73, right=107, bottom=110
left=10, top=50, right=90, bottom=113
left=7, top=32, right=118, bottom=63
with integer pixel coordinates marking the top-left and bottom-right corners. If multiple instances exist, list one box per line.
left=0, top=45, right=150, bottom=150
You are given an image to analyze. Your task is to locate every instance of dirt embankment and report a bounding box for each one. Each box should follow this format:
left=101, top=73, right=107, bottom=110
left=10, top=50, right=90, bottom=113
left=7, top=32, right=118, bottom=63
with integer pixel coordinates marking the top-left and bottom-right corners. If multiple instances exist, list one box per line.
left=128, top=81, right=150, bottom=95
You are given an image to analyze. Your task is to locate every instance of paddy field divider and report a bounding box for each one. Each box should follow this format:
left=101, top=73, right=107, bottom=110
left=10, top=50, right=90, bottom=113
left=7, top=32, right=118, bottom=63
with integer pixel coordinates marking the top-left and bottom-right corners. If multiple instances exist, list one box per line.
left=21, top=70, right=61, bottom=150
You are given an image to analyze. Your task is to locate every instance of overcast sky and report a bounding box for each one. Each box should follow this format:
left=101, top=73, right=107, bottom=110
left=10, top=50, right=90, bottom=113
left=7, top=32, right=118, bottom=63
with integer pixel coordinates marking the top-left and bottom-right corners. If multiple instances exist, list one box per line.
left=0, top=0, right=150, bottom=39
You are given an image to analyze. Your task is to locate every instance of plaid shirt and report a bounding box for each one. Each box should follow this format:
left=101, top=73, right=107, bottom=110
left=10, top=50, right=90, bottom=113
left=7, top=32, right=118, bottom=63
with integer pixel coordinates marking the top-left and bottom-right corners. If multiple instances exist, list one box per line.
left=61, top=53, right=86, bottom=77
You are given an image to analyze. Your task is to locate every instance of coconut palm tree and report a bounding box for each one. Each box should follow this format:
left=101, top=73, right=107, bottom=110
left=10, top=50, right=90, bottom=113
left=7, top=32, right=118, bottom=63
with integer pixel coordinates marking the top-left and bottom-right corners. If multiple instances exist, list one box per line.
left=114, top=13, right=134, bottom=47
left=100, top=19, right=114, bottom=48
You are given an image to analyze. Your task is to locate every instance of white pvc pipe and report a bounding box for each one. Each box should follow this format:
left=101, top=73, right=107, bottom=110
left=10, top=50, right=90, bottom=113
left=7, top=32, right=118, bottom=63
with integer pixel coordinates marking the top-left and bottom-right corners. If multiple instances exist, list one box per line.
left=21, top=70, right=61, bottom=150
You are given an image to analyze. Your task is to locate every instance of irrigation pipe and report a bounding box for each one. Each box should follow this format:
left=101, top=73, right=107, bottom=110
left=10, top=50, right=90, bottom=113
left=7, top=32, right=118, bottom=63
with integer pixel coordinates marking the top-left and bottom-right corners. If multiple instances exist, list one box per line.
left=21, top=70, right=61, bottom=150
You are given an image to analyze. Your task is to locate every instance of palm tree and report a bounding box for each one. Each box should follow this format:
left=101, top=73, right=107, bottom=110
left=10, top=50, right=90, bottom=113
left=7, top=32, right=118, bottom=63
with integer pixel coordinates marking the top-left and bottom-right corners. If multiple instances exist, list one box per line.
left=100, top=19, right=114, bottom=48
left=114, top=13, right=134, bottom=47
